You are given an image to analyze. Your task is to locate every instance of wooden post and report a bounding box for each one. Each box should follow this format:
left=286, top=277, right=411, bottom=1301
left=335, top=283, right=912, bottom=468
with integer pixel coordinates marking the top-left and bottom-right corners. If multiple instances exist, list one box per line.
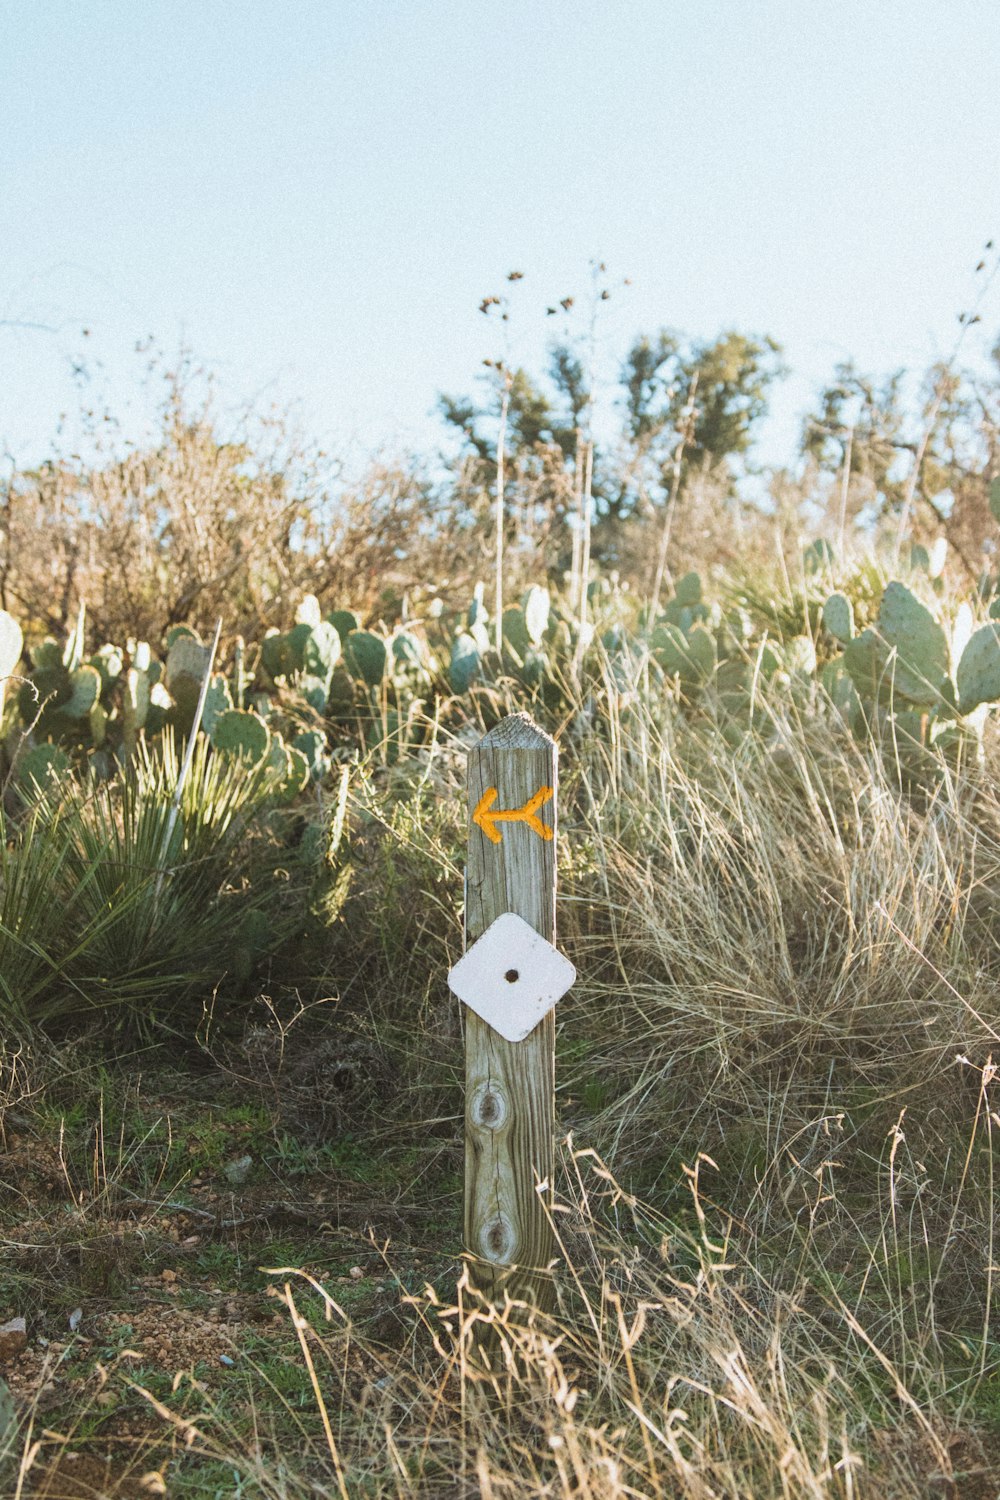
left=462, top=712, right=558, bottom=1313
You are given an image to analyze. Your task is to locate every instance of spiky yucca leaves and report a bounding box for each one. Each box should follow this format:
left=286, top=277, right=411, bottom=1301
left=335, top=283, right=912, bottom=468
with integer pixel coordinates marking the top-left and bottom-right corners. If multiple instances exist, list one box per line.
left=0, top=797, right=78, bottom=1024
left=728, top=553, right=887, bottom=645
left=58, top=738, right=294, bottom=1023
left=1, top=737, right=310, bottom=1031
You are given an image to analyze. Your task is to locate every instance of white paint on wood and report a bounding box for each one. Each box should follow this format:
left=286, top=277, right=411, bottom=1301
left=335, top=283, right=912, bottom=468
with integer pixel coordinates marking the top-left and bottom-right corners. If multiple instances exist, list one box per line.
left=449, top=912, right=575, bottom=1043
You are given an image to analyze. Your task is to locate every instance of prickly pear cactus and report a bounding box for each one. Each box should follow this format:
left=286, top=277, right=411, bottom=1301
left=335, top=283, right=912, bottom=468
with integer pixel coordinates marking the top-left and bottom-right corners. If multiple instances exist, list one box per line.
left=469, top=619, right=491, bottom=654
left=62, top=603, right=86, bottom=672
left=803, top=538, right=835, bottom=574
left=344, top=630, right=387, bottom=688
left=294, top=676, right=326, bottom=713
left=260, top=629, right=297, bottom=682
left=327, top=609, right=360, bottom=640
left=0, top=611, right=23, bottom=717
left=673, top=571, right=702, bottom=608
left=62, top=666, right=101, bottom=719
left=522, top=586, right=550, bottom=647
left=267, top=734, right=310, bottom=804
left=89, top=699, right=108, bottom=748
left=201, top=674, right=235, bottom=737
left=33, top=640, right=63, bottom=671
left=259, top=617, right=342, bottom=706
left=823, top=593, right=854, bottom=644
left=651, top=622, right=716, bottom=687
left=166, top=633, right=211, bottom=716
left=845, top=583, right=950, bottom=707
left=291, top=729, right=330, bottom=782
left=295, top=594, right=322, bottom=628
left=820, top=658, right=860, bottom=713
left=956, top=623, right=1000, bottom=714
left=449, top=633, right=481, bottom=693
left=15, top=743, right=70, bottom=798
left=232, top=636, right=247, bottom=709
left=122, top=654, right=152, bottom=760
left=18, top=666, right=68, bottom=730
left=656, top=574, right=702, bottom=632
left=468, top=582, right=487, bottom=630
left=0, top=612, right=23, bottom=681
left=302, top=621, right=341, bottom=682
left=501, top=607, right=531, bottom=661
left=90, top=643, right=124, bottom=690
left=164, top=625, right=196, bottom=649
left=211, top=708, right=271, bottom=765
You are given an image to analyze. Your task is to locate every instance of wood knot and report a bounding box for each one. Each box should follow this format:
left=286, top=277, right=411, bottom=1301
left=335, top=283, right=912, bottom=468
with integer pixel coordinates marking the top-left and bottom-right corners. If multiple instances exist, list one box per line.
left=479, top=1213, right=516, bottom=1264
left=469, top=1081, right=508, bottom=1130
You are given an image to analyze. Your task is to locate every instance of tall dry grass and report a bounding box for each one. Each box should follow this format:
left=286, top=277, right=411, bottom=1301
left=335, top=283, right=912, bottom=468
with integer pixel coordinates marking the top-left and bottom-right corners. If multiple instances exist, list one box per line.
left=103, top=660, right=1000, bottom=1497
left=5, top=588, right=1000, bottom=1496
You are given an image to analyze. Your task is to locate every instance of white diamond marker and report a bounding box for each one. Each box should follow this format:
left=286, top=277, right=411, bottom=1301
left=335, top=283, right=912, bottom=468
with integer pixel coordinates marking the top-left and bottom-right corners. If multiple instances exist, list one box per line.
left=448, top=912, right=576, bottom=1043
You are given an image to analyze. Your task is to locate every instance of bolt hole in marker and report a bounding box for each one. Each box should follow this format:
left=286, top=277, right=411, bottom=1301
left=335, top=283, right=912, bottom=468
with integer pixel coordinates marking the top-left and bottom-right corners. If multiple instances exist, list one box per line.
left=449, top=912, right=576, bottom=1043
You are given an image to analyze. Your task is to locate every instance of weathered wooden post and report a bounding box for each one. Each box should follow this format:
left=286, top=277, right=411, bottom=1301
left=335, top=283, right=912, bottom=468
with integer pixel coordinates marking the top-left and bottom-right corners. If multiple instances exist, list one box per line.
left=448, top=712, right=575, bottom=1316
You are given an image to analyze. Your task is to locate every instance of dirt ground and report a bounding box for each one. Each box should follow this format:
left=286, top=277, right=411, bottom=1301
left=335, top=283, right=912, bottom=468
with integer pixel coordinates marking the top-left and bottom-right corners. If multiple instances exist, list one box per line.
left=0, top=1052, right=460, bottom=1496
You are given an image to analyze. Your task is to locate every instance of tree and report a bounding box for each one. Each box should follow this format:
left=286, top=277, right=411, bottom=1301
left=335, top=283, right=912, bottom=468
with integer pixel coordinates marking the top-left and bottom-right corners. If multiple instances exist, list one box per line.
left=439, top=366, right=574, bottom=474
left=438, top=324, right=785, bottom=585
left=685, top=331, right=785, bottom=471
left=801, top=361, right=910, bottom=519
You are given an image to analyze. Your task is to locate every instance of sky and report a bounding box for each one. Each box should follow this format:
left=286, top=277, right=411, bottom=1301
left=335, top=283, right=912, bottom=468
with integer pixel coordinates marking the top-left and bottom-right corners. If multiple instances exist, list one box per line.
left=2, top=0, right=999, bottom=477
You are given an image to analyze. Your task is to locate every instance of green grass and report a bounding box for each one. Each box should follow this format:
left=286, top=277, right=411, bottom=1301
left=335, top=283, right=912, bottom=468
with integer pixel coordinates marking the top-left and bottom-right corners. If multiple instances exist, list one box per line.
left=5, top=559, right=1000, bottom=1497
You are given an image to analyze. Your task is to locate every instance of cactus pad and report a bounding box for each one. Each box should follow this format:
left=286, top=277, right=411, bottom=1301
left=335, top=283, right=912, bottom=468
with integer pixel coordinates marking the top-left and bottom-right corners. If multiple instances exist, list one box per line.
left=16, top=743, right=70, bottom=797
left=166, top=635, right=211, bottom=713
left=291, top=729, right=330, bottom=782
left=673, top=571, right=702, bottom=607
left=823, top=593, right=854, bottom=644
left=64, top=666, right=102, bottom=719
left=327, top=609, right=360, bottom=639
left=211, top=709, right=271, bottom=764
left=344, top=630, right=387, bottom=687
left=260, top=630, right=297, bottom=682
left=846, top=583, right=949, bottom=706
left=201, top=674, right=234, bottom=737
left=268, top=736, right=310, bottom=803
left=302, top=621, right=341, bottom=681
left=652, top=622, right=715, bottom=685
left=449, top=633, right=481, bottom=693
left=957, top=623, right=1000, bottom=714
left=522, top=586, right=550, bottom=646
left=502, top=607, right=531, bottom=660
left=391, top=630, right=424, bottom=673
left=0, top=611, right=23, bottom=679
left=295, top=594, right=322, bottom=627
left=803, top=538, right=835, bottom=573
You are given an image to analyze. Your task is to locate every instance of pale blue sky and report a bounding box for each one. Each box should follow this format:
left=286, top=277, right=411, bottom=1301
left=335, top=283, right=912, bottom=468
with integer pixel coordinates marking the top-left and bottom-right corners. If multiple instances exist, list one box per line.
left=2, top=0, right=999, bottom=474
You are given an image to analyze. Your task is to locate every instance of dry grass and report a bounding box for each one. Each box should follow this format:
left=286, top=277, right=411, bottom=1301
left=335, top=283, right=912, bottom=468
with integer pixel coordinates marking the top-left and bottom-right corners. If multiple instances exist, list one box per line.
left=4, top=610, right=1000, bottom=1496
left=99, top=1129, right=997, bottom=1498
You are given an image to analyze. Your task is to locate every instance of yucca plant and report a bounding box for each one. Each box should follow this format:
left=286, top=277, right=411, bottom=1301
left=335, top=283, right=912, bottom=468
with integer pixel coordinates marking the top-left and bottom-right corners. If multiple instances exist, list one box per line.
left=3, top=735, right=304, bottom=1032
left=0, top=797, right=76, bottom=1025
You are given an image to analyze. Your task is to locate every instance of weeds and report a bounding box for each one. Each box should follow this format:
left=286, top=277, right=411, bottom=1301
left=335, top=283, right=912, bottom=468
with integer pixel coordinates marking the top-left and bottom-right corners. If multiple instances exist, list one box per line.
left=4, top=560, right=1000, bottom=1492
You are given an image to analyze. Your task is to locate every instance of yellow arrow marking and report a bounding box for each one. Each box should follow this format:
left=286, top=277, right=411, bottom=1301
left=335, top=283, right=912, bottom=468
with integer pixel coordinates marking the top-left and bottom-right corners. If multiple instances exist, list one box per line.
left=473, top=786, right=554, bottom=845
